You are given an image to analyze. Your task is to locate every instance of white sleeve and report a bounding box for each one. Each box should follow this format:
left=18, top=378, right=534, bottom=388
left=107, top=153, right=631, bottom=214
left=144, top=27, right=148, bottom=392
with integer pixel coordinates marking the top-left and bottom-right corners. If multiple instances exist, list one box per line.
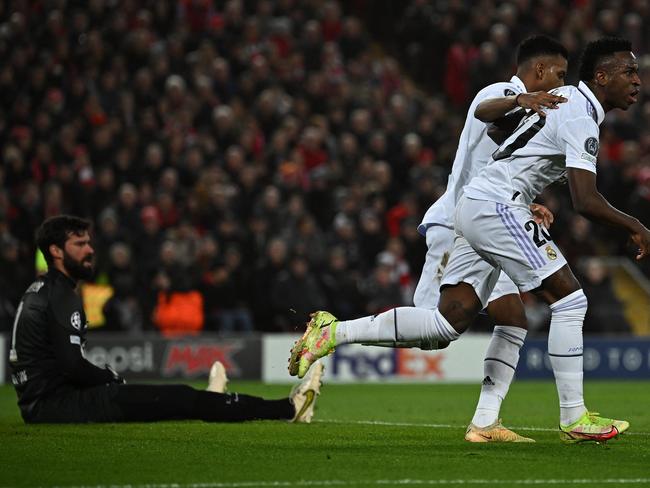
left=557, top=116, right=600, bottom=174
left=474, top=82, right=521, bottom=104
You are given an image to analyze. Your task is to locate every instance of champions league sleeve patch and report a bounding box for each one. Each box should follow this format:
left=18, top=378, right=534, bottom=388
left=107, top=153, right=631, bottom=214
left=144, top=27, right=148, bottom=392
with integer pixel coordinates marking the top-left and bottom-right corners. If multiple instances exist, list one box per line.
left=584, top=137, right=599, bottom=156
left=579, top=137, right=599, bottom=167
left=70, top=311, right=82, bottom=330
left=504, top=89, right=516, bottom=96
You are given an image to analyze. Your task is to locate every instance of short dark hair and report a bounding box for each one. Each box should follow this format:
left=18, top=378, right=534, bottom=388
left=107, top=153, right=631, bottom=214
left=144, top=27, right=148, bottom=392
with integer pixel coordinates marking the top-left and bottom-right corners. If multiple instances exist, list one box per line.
left=579, top=37, right=632, bottom=81
left=516, top=35, right=568, bottom=65
left=36, top=215, right=92, bottom=264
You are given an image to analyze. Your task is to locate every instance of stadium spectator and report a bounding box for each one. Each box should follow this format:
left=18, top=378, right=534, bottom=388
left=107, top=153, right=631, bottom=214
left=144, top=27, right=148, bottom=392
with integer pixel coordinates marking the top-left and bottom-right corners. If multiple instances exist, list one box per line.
left=102, top=242, right=144, bottom=334
left=270, top=254, right=328, bottom=331
left=1, top=1, right=648, bottom=335
left=580, top=258, right=632, bottom=334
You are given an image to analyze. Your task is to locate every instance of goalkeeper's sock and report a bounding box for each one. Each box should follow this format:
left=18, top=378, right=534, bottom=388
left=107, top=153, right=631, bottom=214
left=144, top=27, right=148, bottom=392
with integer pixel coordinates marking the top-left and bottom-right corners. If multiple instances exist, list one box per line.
left=335, top=307, right=459, bottom=345
left=547, top=290, right=588, bottom=426
left=195, top=391, right=294, bottom=421
left=471, top=325, right=526, bottom=428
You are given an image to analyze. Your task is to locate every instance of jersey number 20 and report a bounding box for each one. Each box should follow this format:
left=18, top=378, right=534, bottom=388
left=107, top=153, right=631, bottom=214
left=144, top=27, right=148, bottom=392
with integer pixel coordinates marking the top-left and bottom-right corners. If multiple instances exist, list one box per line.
left=524, top=220, right=552, bottom=248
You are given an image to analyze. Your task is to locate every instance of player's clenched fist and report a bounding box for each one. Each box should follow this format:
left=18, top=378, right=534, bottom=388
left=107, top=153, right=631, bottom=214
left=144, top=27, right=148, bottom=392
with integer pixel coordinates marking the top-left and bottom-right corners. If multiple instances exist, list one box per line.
left=530, top=203, right=554, bottom=229
left=630, top=223, right=650, bottom=260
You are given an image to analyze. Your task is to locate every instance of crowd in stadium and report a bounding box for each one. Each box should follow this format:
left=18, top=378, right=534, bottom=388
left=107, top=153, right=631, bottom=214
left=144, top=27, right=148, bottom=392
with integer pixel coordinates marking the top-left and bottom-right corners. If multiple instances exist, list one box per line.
left=0, top=0, right=648, bottom=335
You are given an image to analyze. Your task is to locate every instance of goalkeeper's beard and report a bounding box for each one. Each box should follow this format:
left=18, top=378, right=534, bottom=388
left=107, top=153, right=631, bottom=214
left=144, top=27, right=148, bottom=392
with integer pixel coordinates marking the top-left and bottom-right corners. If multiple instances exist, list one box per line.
left=63, top=252, right=95, bottom=281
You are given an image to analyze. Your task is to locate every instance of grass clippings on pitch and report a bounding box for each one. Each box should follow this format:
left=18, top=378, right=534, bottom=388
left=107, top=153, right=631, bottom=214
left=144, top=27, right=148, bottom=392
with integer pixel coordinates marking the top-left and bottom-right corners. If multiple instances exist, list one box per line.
left=1, top=381, right=649, bottom=488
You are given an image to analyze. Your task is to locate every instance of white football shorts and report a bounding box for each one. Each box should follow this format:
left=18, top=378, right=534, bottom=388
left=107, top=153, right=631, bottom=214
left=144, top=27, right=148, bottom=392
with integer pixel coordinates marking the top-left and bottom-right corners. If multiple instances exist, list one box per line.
left=441, top=195, right=567, bottom=307
left=413, top=225, right=520, bottom=310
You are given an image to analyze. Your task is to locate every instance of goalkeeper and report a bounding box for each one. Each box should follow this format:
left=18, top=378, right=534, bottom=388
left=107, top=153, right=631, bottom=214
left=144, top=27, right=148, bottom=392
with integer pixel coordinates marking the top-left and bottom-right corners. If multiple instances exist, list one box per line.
left=9, top=215, right=322, bottom=424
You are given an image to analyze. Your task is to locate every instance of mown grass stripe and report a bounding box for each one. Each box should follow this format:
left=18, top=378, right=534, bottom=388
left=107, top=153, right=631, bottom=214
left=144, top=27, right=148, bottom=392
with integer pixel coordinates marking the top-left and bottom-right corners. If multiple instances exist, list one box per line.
left=49, top=478, right=650, bottom=488
left=315, top=419, right=650, bottom=436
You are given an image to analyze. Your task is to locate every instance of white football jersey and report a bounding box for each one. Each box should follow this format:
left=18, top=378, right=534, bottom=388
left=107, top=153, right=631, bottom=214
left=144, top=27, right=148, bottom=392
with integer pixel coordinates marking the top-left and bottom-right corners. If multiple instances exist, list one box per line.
left=464, top=81, right=604, bottom=206
left=418, top=76, right=527, bottom=234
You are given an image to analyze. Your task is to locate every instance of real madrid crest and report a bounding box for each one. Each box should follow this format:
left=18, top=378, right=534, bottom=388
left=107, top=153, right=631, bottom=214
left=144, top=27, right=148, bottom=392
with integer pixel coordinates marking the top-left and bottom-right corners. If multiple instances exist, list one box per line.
left=545, top=245, right=557, bottom=260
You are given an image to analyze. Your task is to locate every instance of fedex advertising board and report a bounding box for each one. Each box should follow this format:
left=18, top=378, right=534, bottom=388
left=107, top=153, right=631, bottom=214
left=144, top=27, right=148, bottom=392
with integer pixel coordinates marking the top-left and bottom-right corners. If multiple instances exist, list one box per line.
left=263, top=334, right=491, bottom=383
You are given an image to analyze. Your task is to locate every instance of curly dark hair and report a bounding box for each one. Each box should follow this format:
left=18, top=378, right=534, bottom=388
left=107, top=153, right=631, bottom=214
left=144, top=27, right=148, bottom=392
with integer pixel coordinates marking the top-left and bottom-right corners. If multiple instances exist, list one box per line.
left=516, top=35, right=568, bottom=65
left=579, top=37, right=633, bottom=82
left=36, top=215, right=92, bottom=264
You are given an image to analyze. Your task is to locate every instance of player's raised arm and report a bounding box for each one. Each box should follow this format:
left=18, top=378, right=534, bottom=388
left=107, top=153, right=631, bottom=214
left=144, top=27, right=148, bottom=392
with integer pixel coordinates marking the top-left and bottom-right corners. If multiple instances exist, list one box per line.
left=475, top=42, right=568, bottom=123
left=475, top=91, right=567, bottom=122
left=567, top=169, right=650, bottom=260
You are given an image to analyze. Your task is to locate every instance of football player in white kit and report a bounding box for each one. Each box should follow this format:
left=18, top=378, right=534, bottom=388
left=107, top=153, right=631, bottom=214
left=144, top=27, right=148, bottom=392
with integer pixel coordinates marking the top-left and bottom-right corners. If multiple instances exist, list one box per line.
left=290, top=37, right=649, bottom=444
left=414, top=36, right=567, bottom=443
left=374, top=35, right=568, bottom=442
left=290, top=36, right=568, bottom=442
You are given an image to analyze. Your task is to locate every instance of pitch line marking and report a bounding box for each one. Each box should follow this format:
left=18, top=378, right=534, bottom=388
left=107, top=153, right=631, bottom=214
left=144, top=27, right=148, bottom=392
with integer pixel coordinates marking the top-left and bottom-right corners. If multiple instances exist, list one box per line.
left=315, top=419, right=650, bottom=436
left=49, top=478, right=650, bottom=488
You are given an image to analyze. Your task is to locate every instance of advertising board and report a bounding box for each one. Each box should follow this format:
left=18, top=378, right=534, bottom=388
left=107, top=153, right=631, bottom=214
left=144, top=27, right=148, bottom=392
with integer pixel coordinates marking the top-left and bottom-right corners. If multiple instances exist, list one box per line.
left=262, top=333, right=491, bottom=383
left=518, top=338, right=650, bottom=379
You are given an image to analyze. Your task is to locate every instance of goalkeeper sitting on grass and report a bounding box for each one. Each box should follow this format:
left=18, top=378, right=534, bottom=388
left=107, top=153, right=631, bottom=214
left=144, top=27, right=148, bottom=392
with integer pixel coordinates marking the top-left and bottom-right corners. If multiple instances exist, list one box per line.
left=9, top=215, right=322, bottom=424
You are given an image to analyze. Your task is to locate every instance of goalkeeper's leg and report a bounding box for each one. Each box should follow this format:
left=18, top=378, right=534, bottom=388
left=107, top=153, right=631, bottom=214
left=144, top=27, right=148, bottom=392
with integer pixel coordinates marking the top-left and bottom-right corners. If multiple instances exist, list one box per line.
left=111, top=361, right=324, bottom=423
left=112, top=384, right=295, bottom=422
left=27, top=384, right=294, bottom=423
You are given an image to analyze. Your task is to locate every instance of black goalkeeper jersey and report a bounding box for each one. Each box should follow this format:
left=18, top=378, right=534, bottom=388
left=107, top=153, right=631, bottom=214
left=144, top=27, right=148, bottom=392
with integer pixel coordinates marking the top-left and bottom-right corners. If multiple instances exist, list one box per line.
left=9, top=268, right=115, bottom=416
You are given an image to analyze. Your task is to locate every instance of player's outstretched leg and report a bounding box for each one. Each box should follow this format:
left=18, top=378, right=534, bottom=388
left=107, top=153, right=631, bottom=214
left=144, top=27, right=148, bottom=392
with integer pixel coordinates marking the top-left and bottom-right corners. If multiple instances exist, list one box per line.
left=289, top=307, right=461, bottom=378
left=559, top=411, right=627, bottom=443
left=291, top=362, right=324, bottom=423
left=289, top=311, right=338, bottom=378
left=465, top=419, right=535, bottom=443
left=206, top=361, right=229, bottom=393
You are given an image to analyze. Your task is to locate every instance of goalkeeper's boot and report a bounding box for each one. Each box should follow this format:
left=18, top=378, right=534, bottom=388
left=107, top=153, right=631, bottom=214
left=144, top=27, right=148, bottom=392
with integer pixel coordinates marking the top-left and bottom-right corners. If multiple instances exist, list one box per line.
left=290, top=362, right=324, bottom=423
left=289, top=311, right=338, bottom=378
left=559, top=411, right=621, bottom=443
left=206, top=361, right=229, bottom=393
left=465, top=420, right=535, bottom=443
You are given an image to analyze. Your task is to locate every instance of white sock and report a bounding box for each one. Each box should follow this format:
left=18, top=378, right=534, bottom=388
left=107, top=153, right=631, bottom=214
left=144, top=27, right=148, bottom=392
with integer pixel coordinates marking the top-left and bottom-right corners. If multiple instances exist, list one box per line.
left=547, top=289, right=589, bottom=426
left=471, top=325, right=527, bottom=428
left=335, top=307, right=460, bottom=345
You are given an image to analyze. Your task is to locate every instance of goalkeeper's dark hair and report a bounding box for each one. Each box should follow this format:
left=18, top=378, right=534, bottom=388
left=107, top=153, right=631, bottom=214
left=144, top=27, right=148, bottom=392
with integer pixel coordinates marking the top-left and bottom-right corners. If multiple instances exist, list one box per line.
left=516, top=35, right=568, bottom=65
left=36, top=215, right=92, bottom=264
left=579, top=37, right=632, bottom=82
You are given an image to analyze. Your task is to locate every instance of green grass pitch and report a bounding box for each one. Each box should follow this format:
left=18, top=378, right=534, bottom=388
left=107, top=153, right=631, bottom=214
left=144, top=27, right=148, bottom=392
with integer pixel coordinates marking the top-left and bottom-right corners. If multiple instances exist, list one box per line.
left=1, top=380, right=650, bottom=488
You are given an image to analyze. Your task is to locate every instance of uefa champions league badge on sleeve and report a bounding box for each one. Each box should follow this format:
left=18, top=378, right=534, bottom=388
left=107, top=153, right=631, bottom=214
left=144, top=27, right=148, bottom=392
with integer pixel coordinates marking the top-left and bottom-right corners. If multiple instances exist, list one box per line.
left=584, top=137, right=599, bottom=156
left=580, top=137, right=599, bottom=167
left=70, top=311, right=82, bottom=330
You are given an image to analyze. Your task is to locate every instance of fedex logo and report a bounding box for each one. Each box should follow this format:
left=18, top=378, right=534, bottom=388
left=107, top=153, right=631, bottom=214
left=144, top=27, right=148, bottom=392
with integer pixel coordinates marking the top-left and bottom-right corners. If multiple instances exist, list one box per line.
left=332, top=347, right=396, bottom=378
left=331, top=345, right=445, bottom=380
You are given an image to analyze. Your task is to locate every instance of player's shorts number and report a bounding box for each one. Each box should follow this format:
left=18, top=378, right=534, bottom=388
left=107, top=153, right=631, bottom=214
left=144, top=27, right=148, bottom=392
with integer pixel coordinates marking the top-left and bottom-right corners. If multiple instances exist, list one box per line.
left=524, top=220, right=552, bottom=248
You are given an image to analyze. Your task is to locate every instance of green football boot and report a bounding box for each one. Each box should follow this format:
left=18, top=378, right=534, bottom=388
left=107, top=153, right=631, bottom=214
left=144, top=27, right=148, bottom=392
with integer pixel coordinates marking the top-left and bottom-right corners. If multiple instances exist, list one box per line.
left=586, top=411, right=629, bottom=435
left=288, top=311, right=338, bottom=378
left=559, top=411, right=622, bottom=443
